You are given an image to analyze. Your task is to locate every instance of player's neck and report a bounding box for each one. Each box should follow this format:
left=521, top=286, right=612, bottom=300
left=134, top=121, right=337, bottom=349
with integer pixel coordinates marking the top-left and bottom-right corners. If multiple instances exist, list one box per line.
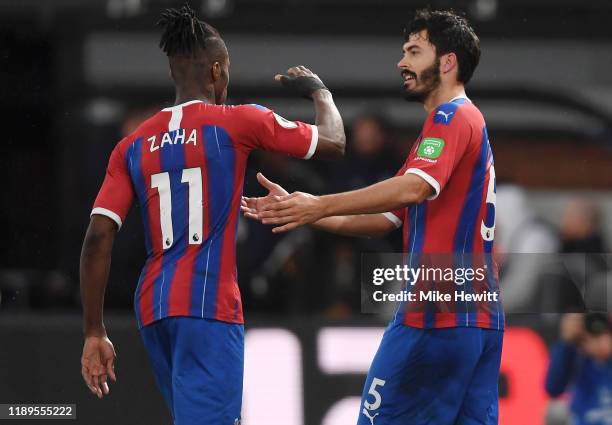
left=423, top=84, right=466, bottom=113
left=174, top=87, right=215, bottom=106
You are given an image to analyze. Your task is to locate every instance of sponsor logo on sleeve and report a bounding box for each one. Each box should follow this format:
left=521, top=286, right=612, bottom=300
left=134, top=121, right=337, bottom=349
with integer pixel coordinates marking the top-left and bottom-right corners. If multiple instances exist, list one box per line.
left=417, top=137, right=445, bottom=159
left=433, top=103, right=458, bottom=125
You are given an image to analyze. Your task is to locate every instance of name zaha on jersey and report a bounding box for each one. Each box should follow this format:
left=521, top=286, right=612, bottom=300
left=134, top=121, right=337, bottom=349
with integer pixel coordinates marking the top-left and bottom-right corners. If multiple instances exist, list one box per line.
left=148, top=128, right=198, bottom=153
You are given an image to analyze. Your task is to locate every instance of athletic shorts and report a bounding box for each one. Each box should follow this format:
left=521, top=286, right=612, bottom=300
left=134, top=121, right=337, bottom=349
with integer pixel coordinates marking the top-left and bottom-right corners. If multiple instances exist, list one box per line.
left=357, top=322, right=503, bottom=425
left=140, top=316, right=244, bottom=425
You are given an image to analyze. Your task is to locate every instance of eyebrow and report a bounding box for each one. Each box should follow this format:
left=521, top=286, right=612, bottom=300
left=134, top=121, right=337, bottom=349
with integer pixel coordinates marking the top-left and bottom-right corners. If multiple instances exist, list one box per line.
left=404, top=45, right=421, bottom=52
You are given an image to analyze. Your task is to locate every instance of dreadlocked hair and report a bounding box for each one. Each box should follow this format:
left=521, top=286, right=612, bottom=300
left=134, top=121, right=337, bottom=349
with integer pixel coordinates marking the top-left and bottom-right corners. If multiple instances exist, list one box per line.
left=158, top=3, right=220, bottom=57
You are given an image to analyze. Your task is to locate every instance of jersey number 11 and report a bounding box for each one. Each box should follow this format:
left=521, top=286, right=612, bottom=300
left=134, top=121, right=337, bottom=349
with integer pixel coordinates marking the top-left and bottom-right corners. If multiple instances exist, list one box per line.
left=151, top=167, right=203, bottom=249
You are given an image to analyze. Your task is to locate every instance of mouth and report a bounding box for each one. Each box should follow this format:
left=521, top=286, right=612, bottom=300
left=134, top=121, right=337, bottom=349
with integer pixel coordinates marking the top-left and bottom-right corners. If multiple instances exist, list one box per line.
left=401, top=70, right=416, bottom=87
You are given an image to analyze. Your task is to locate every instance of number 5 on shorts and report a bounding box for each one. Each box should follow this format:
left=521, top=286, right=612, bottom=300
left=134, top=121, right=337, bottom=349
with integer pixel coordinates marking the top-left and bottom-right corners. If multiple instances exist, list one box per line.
left=364, top=377, right=386, bottom=411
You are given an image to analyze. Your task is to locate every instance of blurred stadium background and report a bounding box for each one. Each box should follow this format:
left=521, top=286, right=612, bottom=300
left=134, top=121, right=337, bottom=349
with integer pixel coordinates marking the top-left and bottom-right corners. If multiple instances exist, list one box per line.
left=1, top=0, right=611, bottom=424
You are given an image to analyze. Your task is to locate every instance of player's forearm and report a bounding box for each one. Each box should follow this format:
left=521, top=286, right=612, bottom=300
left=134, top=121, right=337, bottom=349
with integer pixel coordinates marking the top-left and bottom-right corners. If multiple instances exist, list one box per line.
left=319, top=174, right=431, bottom=218
left=80, top=219, right=116, bottom=337
left=312, top=89, right=345, bottom=157
left=545, top=342, right=578, bottom=397
left=313, top=215, right=394, bottom=238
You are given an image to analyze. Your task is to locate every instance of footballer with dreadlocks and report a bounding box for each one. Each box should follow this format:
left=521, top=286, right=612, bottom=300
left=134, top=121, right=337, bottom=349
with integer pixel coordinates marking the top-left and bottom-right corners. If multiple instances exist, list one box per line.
left=79, top=3, right=345, bottom=424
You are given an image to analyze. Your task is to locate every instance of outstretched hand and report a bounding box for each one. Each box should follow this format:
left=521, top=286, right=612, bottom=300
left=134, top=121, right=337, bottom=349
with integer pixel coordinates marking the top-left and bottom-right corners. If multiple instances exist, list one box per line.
left=241, top=173, right=289, bottom=221
left=81, top=335, right=117, bottom=399
left=259, top=191, right=325, bottom=233
left=242, top=172, right=326, bottom=233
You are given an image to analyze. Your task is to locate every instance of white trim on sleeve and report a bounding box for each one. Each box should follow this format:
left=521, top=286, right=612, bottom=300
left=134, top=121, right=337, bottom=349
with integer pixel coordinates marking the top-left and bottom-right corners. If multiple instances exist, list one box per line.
left=405, top=168, right=441, bottom=200
left=91, top=207, right=123, bottom=230
left=382, top=212, right=402, bottom=228
left=303, top=125, right=318, bottom=160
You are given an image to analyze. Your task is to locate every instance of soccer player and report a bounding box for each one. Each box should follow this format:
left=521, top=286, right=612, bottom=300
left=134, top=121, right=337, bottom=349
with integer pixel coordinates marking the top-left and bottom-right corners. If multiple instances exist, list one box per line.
left=242, top=9, right=503, bottom=424
left=79, top=4, right=345, bottom=424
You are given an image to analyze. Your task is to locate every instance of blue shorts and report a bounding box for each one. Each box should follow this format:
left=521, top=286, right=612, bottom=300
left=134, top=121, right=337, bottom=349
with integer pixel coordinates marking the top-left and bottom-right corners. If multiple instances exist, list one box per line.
left=139, top=317, right=244, bottom=425
left=357, top=323, right=503, bottom=425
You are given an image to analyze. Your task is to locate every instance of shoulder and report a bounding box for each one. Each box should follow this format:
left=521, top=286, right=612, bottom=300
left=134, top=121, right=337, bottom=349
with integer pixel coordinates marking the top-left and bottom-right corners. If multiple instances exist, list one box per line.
left=215, top=104, right=272, bottom=126
left=231, top=104, right=298, bottom=130
left=123, top=111, right=166, bottom=144
left=115, top=113, right=164, bottom=156
left=232, top=103, right=272, bottom=117
left=429, top=99, right=482, bottom=127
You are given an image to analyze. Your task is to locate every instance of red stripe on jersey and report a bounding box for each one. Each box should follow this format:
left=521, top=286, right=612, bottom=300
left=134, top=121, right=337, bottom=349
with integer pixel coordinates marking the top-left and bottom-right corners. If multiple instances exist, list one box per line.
left=167, top=247, right=197, bottom=317
left=214, top=149, right=247, bottom=323
left=403, top=212, right=426, bottom=329
left=138, top=125, right=164, bottom=326
left=404, top=313, right=425, bottom=328
left=166, top=141, right=205, bottom=317
left=429, top=313, right=461, bottom=327
left=435, top=158, right=476, bottom=328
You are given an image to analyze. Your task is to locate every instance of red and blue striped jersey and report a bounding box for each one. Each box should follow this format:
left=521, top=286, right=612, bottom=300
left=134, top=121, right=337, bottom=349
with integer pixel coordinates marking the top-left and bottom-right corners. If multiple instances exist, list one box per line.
left=383, top=96, right=503, bottom=330
left=91, top=100, right=318, bottom=328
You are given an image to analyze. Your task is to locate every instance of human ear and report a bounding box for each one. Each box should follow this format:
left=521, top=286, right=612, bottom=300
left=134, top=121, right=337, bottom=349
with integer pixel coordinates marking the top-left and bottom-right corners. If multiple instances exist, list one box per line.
left=212, top=61, right=222, bottom=81
left=441, top=53, right=457, bottom=74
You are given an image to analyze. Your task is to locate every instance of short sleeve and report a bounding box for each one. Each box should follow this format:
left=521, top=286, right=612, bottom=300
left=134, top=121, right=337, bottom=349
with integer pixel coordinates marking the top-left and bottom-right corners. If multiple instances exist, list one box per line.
left=238, top=104, right=318, bottom=159
left=91, top=141, right=134, bottom=229
left=404, top=103, right=471, bottom=200
left=382, top=166, right=408, bottom=228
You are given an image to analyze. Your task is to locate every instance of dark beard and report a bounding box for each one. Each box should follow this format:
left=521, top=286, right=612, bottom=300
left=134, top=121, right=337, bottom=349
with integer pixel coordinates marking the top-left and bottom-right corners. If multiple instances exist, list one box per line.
left=402, top=58, right=441, bottom=103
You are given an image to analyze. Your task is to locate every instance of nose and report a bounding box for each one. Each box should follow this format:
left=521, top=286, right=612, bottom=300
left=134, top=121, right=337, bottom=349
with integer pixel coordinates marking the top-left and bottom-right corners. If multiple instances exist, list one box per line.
left=397, top=56, right=408, bottom=70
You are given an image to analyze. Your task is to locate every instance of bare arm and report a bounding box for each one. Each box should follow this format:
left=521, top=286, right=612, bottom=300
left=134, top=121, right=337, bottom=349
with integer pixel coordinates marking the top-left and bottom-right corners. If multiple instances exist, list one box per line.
left=311, top=89, right=346, bottom=159
left=80, top=215, right=116, bottom=337
left=312, top=214, right=398, bottom=238
left=242, top=173, right=396, bottom=238
left=275, top=66, right=345, bottom=159
left=79, top=215, right=118, bottom=399
left=319, top=174, right=432, bottom=216
left=260, top=173, right=434, bottom=233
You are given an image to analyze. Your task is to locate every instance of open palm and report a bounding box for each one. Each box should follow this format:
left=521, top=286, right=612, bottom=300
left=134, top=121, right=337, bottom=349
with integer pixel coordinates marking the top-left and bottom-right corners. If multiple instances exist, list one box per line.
left=81, top=335, right=117, bottom=399
left=241, top=173, right=288, bottom=220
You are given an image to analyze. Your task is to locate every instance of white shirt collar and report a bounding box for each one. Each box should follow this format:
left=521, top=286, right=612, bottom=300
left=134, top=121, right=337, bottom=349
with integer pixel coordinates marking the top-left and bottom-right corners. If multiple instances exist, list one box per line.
left=449, top=94, right=471, bottom=103
left=162, top=99, right=205, bottom=112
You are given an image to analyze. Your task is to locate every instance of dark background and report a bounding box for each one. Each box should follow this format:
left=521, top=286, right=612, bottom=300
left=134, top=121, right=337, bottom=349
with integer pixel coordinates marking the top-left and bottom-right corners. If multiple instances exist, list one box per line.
left=1, top=0, right=611, bottom=424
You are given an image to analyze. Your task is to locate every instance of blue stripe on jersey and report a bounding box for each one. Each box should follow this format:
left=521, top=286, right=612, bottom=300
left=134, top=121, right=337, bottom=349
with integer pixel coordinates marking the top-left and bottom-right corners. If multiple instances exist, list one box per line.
left=134, top=263, right=147, bottom=328
left=152, top=130, right=187, bottom=321
left=127, top=138, right=152, bottom=255
left=126, top=137, right=147, bottom=328
left=247, top=104, right=270, bottom=112
left=189, top=125, right=236, bottom=318
left=481, top=129, right=503, bottom=329
left=232, top=203, right=242, bottom=322
left=433, top=101, right=460, bottom=125
left=453, top=127, right=489, bottom=326
left=393, top=203, right=427, bottom=325
left=451, top=98, right=468, bottom=105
